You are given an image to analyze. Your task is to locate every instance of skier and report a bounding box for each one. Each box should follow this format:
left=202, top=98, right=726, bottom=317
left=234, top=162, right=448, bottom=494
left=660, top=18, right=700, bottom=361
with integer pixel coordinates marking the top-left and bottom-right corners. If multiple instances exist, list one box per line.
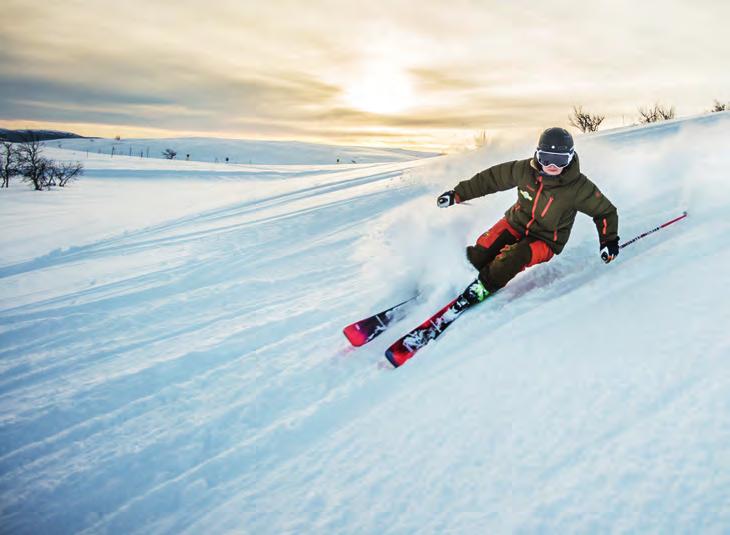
left=437, top=127, right=620, bottom=304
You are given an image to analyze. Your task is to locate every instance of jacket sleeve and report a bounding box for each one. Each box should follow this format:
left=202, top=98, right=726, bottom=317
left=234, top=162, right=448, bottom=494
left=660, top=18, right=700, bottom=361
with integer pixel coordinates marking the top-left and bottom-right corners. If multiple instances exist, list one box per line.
left=574, top=177, right=619, bottom=245
left=453, top=160, right=521, bottom=202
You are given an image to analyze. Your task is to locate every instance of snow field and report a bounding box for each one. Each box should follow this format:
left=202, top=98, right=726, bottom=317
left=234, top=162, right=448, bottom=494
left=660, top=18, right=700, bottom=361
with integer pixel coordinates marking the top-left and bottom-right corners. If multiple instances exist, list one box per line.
left=47, top=137, right=440, bottom=166
left=1, top=112, right=729, bottom=533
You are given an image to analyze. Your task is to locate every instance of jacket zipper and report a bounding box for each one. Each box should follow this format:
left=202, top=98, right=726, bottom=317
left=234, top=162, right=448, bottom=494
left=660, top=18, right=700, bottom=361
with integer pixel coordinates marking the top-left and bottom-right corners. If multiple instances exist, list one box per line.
left=524, top=178, right=544, bottom=236
left=541, top=196, right=554, bottom=218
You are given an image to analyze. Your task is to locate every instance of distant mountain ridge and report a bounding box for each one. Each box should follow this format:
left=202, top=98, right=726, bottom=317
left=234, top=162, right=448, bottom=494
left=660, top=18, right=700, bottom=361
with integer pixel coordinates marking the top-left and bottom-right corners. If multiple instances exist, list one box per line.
left=0, top=128, right=88, bottom=142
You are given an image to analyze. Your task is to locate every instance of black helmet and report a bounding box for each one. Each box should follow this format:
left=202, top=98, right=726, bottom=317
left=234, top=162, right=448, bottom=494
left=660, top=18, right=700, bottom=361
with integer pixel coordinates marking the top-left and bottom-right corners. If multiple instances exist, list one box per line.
left=537, top=127, right=574, bottom=152
left=536, top=127, right=575, bottom=169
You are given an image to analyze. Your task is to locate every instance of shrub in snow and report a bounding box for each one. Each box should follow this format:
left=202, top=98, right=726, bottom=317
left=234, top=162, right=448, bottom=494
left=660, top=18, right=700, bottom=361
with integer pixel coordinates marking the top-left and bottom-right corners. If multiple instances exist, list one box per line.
left=711, top=100, right=727, bottom=112
left=569, top=105, right=605, bottom=133
left=638, top=103, right=676, bottom=124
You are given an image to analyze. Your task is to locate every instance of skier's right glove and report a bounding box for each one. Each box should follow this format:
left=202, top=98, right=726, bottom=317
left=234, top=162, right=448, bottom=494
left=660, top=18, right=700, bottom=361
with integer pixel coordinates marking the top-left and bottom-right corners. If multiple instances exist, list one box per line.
left=437, top=190, right=460, bottom=208
left=600, top=238, right=620, bottom=264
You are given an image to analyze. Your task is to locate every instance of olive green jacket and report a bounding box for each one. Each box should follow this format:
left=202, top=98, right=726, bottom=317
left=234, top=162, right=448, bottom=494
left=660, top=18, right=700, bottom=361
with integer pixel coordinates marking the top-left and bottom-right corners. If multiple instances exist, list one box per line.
left=454, top=155, right=618, bottom=254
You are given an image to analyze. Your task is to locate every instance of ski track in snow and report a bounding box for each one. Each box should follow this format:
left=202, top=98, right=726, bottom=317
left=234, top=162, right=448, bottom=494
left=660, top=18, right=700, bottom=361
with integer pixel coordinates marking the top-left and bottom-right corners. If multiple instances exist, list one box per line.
left=0, top=155, right=432, bottom=534
left=1, top=113, right=730, bottom=534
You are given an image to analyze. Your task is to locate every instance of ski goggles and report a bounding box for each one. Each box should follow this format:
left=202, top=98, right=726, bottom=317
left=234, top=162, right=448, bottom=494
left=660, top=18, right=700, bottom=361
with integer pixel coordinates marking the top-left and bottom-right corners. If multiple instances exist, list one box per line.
left=536, top=149, right=574, bottom=168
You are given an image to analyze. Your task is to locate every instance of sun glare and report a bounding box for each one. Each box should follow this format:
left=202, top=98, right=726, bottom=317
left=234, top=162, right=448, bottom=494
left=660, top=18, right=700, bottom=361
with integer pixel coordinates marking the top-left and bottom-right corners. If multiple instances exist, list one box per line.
left=344, top=64, right=413, bottom=115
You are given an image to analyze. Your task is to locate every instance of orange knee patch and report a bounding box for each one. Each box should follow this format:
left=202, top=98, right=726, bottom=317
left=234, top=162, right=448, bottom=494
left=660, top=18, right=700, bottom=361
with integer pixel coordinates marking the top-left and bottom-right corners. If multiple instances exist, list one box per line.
left=526, top=240, right=554, bottom=267
left=476, top=218, right=521, bottom=249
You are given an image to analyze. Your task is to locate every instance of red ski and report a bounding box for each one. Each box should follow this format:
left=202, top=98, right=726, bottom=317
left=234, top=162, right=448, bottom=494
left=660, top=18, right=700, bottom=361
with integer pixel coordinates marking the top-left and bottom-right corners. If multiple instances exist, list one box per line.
left=343, top=297, right=416, bottom=347
left=385, top=294, right=474, bottom=367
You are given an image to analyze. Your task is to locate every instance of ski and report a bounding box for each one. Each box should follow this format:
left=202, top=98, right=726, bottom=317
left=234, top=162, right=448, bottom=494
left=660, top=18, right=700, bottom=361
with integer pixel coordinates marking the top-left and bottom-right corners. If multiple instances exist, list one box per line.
left=385, top=291, right=478, bottom=368
left=343, top=297, right=417, bottom=347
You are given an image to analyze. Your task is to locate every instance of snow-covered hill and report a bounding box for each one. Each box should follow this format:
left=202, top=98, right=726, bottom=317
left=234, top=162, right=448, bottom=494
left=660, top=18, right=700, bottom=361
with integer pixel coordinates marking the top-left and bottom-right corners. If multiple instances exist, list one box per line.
left=1, top=112, right=729, bottom=534
left=47, top=136, right=441, bottom=165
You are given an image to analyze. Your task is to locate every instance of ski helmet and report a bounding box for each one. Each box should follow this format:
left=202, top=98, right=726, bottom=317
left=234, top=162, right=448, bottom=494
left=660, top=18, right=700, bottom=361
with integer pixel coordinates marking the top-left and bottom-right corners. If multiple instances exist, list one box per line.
left=536, top=127, right=575, bottom=168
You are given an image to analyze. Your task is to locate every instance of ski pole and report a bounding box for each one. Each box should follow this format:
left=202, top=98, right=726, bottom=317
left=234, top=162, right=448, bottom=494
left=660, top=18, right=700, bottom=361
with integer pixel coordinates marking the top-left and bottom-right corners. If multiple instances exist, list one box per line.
left=602, top=211, right=688, bottom=261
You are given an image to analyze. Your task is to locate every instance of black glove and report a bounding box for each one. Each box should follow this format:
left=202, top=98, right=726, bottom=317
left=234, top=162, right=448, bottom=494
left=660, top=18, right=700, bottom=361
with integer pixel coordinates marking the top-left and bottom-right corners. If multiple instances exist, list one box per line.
left=437, top=190, right=459, bottom=208
left=600, top=238, right=620, bottom=263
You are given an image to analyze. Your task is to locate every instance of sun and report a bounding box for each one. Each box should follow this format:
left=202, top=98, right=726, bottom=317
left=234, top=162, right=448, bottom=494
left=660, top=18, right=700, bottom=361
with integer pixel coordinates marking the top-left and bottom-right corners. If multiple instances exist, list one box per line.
left=344, top=63, right=413, bottom=115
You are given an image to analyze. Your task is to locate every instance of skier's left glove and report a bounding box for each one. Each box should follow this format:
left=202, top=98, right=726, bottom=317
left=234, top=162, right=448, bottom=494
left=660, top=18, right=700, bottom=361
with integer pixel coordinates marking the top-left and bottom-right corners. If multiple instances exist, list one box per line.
left=600, top=238, right=620, bottom=264
left=437, top=190, right=460, bottom=208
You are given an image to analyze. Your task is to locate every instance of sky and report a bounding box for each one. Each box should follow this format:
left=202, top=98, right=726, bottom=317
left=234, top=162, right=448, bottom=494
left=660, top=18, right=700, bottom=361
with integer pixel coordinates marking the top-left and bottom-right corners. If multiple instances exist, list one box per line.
left=1, top=0, right=728, bottom=152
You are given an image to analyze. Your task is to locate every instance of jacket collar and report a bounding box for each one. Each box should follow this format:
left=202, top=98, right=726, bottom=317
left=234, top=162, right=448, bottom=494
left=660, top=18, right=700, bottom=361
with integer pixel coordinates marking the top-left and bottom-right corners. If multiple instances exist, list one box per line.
left=530, top=153, right=581, bottom=186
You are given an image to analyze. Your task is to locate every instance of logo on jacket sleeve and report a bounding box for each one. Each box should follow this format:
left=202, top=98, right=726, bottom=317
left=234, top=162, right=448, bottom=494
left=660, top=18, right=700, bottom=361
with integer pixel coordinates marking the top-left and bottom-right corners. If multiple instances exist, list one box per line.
left=519, top=189, right=533, bottom=201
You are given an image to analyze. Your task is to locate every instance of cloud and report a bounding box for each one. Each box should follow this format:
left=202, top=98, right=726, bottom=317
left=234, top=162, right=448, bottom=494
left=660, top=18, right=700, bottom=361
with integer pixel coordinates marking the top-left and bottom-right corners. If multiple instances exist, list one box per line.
left=1, top=0, right=729, bottom=150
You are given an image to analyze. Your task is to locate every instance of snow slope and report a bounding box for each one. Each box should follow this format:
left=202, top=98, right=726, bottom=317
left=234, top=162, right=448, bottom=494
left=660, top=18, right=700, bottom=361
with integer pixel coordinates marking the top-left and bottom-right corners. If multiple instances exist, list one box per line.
left=1, top=112, right=729, bottom=534
left=47, top=137, right=441, bottom=165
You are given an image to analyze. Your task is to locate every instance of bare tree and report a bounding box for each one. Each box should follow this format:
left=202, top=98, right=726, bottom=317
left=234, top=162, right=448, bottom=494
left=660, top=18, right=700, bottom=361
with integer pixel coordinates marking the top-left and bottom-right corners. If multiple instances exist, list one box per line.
left=711, top=100, right=727, bottom=112
left=162, top=148, right=177, bottom=159
left=16, top=137, right=83, bottom=191
left=1, top=142, right=18, bottom=188
left=638, top=103, right=676, bottom=124
left=16, top=138, right=48, bottom=190
left=569, top=106, right=605, bottom=133
left=51, top=162, right=84, bottom=187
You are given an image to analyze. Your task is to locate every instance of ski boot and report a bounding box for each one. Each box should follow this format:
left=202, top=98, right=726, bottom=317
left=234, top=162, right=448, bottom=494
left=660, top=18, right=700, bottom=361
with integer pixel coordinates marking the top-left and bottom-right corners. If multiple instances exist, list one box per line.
left=454, top=278, right=490, bottom=311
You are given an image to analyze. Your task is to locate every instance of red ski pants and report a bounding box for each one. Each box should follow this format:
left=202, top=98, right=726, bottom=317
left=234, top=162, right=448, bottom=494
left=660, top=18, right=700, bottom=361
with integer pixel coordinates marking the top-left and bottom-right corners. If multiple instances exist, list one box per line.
left=470, top=218, right=554, bottom=291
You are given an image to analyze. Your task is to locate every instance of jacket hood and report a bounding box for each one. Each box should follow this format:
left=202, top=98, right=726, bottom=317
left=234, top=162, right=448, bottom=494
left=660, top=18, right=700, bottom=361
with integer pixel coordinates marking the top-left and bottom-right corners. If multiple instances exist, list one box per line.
left=530, top=153, right=582, bottom=186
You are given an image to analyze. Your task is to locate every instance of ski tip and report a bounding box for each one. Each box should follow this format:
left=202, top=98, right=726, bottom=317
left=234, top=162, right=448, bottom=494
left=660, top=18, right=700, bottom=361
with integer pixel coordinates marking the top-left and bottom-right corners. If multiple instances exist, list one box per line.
left=343, top=325, right=367, bottom=347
